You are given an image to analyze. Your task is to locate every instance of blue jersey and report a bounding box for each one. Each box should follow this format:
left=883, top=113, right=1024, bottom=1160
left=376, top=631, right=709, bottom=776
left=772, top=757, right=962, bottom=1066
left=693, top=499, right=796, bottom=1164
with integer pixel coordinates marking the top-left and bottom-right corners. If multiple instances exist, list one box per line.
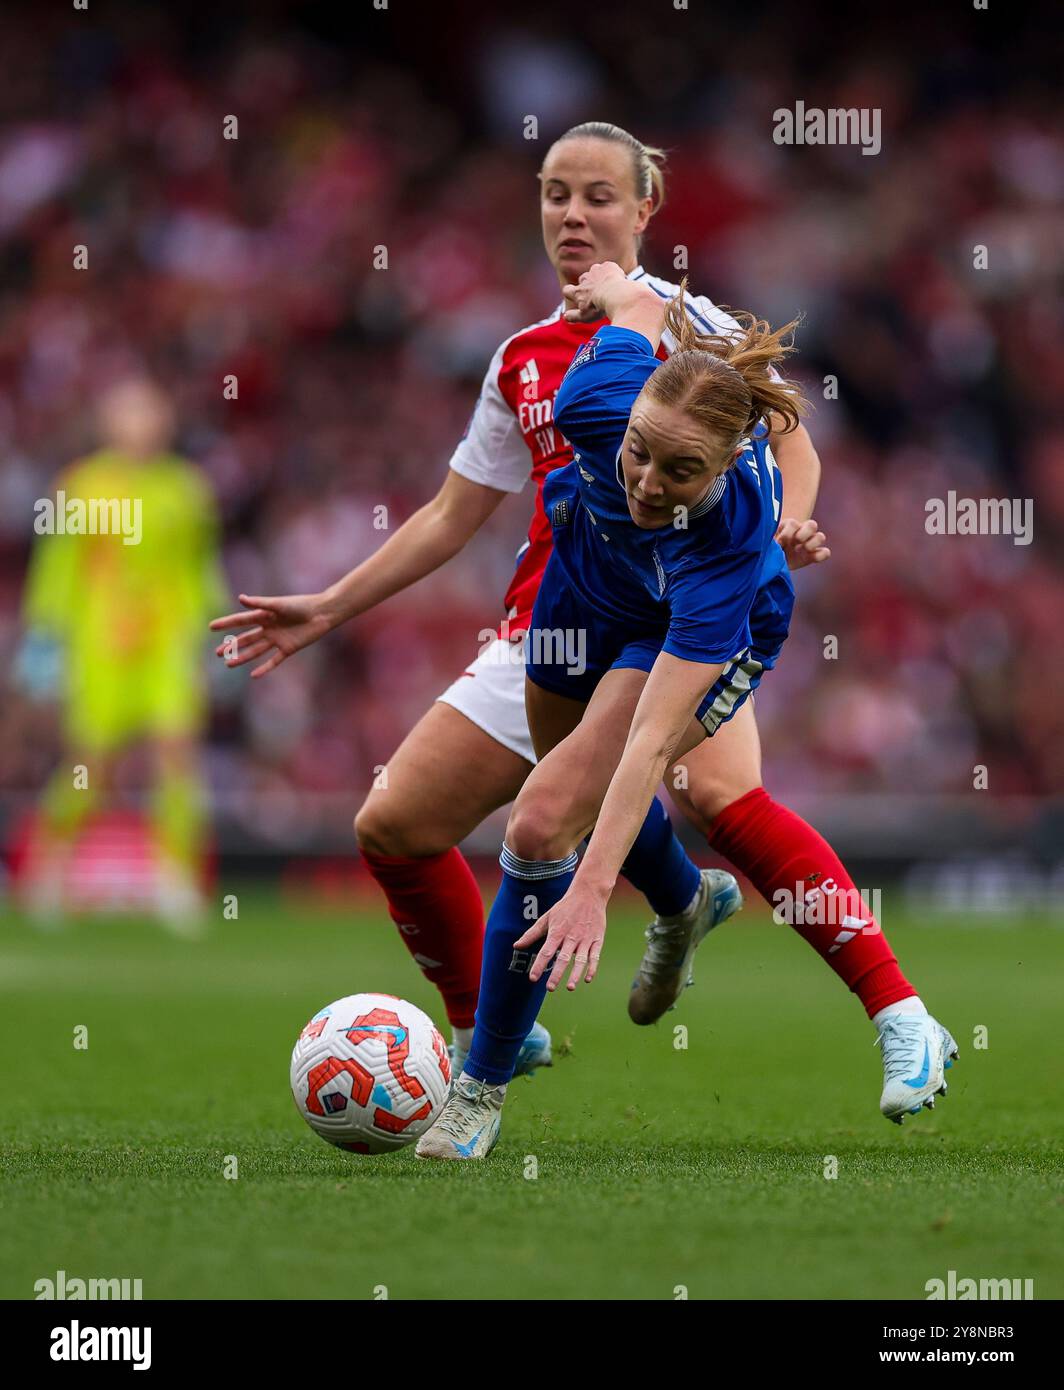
left=545, top=324, right=790, bottom=666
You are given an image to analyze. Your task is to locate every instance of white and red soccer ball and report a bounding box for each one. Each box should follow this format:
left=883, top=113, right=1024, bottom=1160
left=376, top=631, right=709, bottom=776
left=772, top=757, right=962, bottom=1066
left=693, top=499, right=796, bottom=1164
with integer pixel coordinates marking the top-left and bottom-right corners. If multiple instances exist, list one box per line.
left=290, top=993, right=450, bottom=1154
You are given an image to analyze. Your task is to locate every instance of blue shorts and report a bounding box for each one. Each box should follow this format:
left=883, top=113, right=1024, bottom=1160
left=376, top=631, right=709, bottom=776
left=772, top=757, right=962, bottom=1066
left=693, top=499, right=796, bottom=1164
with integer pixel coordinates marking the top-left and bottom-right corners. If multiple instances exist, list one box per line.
left=525, top=550, right=792, bottom=738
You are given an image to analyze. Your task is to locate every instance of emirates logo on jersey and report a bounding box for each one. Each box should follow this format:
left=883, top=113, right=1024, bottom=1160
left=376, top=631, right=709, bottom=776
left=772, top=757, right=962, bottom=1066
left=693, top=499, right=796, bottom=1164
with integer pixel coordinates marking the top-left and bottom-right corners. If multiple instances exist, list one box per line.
left=517, top=396, right=554, bottom=433
left=519, top=358, right=540, bottom=400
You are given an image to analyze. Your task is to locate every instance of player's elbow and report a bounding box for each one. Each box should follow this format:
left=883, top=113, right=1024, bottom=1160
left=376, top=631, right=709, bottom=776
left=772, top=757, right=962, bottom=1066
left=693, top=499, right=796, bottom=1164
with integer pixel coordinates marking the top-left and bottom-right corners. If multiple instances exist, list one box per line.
left=629, top=716, right=686, bottom=771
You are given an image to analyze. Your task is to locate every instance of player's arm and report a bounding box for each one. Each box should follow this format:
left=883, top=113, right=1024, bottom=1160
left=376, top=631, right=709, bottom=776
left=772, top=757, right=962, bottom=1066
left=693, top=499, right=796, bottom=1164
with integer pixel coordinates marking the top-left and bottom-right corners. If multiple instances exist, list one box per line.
left=210, top=471, right=507, bottom=677
left=212, top=336, right=531, bottom=677
left=563, top=261, right=666, bottom=347
left=515, top=520, right=762, bottom=990
left=553, top=270, right=665, bottom=454
left=22, top=467, right=79, bottom=641
left=768, top=415, right=830, bottom=569
left=16, top=471, right=80, bottom=698
left=770, top=415, right=820, bottom=519
left=324, top=470, right=507, bottom=622
left=516, top=651, right=722, bottom=992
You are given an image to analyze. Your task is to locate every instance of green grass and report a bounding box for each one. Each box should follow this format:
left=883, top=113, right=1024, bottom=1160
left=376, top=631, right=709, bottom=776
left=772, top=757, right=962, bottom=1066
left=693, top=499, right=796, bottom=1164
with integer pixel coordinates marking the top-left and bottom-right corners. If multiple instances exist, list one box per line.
left=2, top=891, right=1062, bottom=1300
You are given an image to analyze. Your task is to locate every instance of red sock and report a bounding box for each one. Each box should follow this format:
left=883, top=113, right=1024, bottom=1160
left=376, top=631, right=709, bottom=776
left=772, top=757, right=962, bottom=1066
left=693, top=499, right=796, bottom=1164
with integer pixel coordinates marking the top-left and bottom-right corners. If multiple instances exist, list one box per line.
left=707, top=788, right=915, bottom=1018
left=361, top=848, right=484, bottom=1029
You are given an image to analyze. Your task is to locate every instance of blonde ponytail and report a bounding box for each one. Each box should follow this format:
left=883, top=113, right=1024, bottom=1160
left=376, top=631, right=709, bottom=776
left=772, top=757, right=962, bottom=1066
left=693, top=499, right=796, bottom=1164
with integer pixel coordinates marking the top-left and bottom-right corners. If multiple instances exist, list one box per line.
left=647, top=279, right=809, bottom=452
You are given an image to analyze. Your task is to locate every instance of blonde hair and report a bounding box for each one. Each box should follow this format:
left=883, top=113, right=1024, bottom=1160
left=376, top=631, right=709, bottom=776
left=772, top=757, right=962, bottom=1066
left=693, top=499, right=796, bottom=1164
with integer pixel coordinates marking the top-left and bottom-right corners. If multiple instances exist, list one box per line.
left=547, top=121, right=667, bottom=230
left=642, top=280, right=809, bottom=462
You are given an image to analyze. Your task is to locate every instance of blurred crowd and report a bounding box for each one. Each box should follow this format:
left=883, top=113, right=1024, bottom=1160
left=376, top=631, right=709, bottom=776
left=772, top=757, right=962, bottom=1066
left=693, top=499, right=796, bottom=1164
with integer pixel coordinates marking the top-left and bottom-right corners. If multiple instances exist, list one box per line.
left=0, top=1, right=1061, bottom=854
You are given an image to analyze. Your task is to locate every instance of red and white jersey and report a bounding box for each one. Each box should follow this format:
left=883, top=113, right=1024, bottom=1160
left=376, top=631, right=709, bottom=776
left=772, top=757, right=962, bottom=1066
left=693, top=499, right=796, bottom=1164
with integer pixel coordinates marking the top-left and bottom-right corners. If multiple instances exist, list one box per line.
left=448, top=266, right=750, bottom=636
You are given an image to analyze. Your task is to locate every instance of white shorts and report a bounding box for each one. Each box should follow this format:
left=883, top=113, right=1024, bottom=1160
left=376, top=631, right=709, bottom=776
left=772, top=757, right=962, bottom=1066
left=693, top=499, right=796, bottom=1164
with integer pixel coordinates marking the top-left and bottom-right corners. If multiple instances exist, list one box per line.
left=436, top=637, right=537, bottom=765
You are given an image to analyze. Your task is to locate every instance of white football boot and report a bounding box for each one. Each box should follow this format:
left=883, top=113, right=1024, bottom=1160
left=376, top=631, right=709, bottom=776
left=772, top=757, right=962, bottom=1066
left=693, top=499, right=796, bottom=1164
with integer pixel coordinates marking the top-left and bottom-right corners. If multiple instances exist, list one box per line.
left=876, top=1013, right=959, bottom=1123
left=415, top=1073, right=506, bottom=1160
left=449, top=1021, right=552, bottom=1096
left=628, top=869, right=743, bottom=1025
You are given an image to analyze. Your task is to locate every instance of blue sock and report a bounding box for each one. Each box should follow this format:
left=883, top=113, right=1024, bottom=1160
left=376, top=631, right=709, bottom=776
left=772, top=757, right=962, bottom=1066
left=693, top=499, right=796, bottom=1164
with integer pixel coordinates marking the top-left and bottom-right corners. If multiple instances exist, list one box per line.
left=621, top=796, right=701, bottom=917
left=465, top=844, right=577, bottom=1086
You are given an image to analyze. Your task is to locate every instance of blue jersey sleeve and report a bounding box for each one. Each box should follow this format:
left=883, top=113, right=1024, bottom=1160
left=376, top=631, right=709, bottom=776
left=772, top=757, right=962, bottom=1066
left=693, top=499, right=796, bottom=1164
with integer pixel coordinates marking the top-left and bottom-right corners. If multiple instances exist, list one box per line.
left=663, top=545, right=762, bottom=664
left=553, top=325, right=659, bottom=453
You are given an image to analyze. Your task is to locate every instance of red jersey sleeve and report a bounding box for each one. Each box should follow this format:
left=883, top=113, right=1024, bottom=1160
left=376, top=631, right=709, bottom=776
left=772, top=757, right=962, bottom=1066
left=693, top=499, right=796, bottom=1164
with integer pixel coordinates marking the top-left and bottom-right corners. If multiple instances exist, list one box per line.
left=448, top=339, right=531, bottom=494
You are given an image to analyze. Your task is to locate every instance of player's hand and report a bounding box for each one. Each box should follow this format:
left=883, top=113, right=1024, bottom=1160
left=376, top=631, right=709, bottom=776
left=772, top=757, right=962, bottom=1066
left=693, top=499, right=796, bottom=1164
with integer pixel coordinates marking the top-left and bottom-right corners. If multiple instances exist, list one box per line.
left=562, top=261, right=629, bottom=323
left=512, top=882, right=607, bottom=992
left=209, top=593, right=334, bottom=678
left=775, top=517, right=830, bottom=570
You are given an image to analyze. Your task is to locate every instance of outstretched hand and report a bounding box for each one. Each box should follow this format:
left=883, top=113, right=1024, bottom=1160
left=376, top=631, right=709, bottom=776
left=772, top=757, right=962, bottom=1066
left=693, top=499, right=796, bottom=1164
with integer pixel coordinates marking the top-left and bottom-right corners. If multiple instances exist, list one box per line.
left=209, top=593, right=334, bottom=678
left=512, top=882, right=607, bottom=992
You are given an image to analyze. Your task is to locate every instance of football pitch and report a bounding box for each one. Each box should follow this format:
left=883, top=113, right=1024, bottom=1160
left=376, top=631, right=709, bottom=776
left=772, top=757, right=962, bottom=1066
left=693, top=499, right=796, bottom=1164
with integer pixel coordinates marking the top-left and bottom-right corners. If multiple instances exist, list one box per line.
left=2, top=889, right=1061, bottom=1302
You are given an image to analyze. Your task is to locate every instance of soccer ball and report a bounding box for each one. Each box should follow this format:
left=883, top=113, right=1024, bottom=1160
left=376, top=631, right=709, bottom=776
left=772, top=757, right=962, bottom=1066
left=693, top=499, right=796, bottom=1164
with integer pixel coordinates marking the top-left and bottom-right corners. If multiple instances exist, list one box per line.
left=290, top=993, right=451, bottom=1154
